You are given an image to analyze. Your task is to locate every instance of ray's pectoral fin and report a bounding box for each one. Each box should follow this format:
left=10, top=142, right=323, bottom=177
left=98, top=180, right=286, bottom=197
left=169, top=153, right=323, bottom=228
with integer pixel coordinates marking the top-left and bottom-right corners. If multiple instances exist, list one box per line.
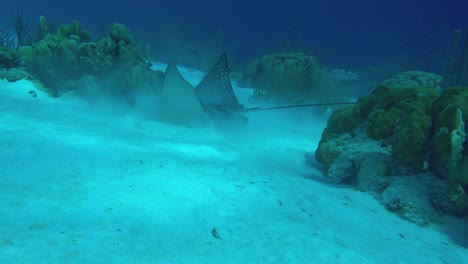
left=195, top=53, right=244, bottom=112
left=155, top=53, right=248, bottom=127
left=195, top=53, right=248, bottom=125
left=156, top=63, right=211, bottom=126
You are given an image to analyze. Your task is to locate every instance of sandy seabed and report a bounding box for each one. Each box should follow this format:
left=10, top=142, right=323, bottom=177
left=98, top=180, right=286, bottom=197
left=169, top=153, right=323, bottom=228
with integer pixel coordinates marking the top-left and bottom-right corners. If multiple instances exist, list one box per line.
left=0, top=67, right=467, bottom=263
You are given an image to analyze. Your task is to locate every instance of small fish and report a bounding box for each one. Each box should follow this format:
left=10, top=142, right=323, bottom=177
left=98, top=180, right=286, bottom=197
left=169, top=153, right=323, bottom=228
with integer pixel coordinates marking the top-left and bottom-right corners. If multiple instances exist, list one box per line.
left=327, top=69, right=360, bottom=81
left=183, top=45, right=198, bottom=53
left=211, top=227, right=221, bottom=239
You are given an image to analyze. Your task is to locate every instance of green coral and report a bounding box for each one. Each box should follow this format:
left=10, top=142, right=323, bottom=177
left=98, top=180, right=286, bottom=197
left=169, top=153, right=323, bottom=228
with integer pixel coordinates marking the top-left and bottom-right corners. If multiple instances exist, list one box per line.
left=17, top=19, right=158, bottom=95
left=322, top=100, right=369, bottom=137
left=366, top=108, right=400, bottom=139
left=109, top=23, right=135, bottom=45
left=431, top=87, right=468, bottom=183
left=315, top=72, right=468, bottom=216
left=57, top=39, right=79, bottom=64
left=432, top=87, right=468, bottom=129
left=316, top=72, right=440, bottom=170
left=365, top=85, right=437, bottom=168
left=78, top=38, right=117, bottom=73
left=57, top=21, right=91, bottom=42
left=241, top=52, right=329, bottom=102
left=392, top=103, right=433, bottom=166
left=381, top=71, right=442, bottom=90
left=0, top=46, right=21, bottom=68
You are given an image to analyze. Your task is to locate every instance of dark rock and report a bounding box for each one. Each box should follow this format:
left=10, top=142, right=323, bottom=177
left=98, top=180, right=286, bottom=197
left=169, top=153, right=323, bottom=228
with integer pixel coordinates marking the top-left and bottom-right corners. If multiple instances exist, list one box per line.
left=6, top=68, right=32, bottom=82
left=380, top=174, right=440, bottom=226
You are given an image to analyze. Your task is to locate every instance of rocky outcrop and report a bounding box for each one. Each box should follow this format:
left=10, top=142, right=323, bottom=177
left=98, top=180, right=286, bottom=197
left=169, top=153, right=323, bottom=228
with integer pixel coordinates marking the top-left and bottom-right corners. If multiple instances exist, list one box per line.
left=314, top=71, right=468, bottom=224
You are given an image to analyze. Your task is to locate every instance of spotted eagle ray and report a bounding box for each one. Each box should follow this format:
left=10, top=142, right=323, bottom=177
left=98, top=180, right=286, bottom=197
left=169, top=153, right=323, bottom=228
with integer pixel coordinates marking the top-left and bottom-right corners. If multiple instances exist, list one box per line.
left=157, top=53, right=354, bottom=126
left=156, top=62, right=211, bottom=126
left=157, top=52, right=246, bottom=127
left=195, top=53, right=243, bottom=111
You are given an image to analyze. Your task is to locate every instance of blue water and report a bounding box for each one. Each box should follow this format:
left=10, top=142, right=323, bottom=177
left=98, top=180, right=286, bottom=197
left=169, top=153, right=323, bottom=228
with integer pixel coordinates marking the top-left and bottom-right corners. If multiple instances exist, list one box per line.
left=2, top=0, right=468, bottom=69
left=1, top=1, right=468, bottom=263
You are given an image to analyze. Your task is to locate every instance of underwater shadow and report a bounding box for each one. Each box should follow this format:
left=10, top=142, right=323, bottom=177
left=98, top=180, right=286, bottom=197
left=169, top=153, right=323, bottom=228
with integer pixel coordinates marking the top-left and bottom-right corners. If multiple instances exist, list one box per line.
left=301, top=151, right=362, bottom=192
left=302, top=151, right=327, bottom=182
left=439, top=217, right=468, bottom=248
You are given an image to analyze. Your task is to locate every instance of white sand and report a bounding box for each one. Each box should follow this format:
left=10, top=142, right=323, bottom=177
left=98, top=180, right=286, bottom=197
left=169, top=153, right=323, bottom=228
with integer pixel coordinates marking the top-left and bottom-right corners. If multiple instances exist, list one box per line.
left=0, top=73, right=467, bottom=263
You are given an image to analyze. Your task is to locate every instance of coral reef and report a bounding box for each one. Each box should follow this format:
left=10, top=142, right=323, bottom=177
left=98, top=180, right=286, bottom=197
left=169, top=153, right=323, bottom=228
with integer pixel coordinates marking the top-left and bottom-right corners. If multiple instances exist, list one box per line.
left=318, top=128, right=452, bottom=225
left=314, top=71, right=468, bottom=224
left=317, top=79, right=439, bottom=170
left=16, top=19, right=162, bottom=97
left=240, top=52, right=331, bottom=103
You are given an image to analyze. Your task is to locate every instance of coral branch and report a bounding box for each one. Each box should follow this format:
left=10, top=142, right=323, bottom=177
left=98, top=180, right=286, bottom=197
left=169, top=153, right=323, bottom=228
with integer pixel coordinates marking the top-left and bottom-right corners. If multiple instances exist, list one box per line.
left=8, top=5, right=31, bottom=50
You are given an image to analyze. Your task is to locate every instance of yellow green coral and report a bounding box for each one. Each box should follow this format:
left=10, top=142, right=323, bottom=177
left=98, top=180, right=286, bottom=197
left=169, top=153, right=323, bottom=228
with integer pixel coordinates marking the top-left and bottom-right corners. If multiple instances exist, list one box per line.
left=316, top=72, right=441, bottom=171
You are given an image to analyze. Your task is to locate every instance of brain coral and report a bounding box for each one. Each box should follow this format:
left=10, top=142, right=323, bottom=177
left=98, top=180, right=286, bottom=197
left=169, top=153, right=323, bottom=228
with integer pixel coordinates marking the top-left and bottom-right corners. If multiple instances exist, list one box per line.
left=241, top=52, right=330, bottom=103
left=316, top=71, right=440, bottom=170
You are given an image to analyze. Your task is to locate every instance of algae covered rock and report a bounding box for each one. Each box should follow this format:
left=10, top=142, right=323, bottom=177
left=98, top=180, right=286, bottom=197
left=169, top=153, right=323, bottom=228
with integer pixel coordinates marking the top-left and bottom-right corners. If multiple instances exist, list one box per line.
left=380, top=175, right=440, bottom=226
left=313, top=71, right=468, bottom=221
left=316, top=82, right=438, bottom=170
